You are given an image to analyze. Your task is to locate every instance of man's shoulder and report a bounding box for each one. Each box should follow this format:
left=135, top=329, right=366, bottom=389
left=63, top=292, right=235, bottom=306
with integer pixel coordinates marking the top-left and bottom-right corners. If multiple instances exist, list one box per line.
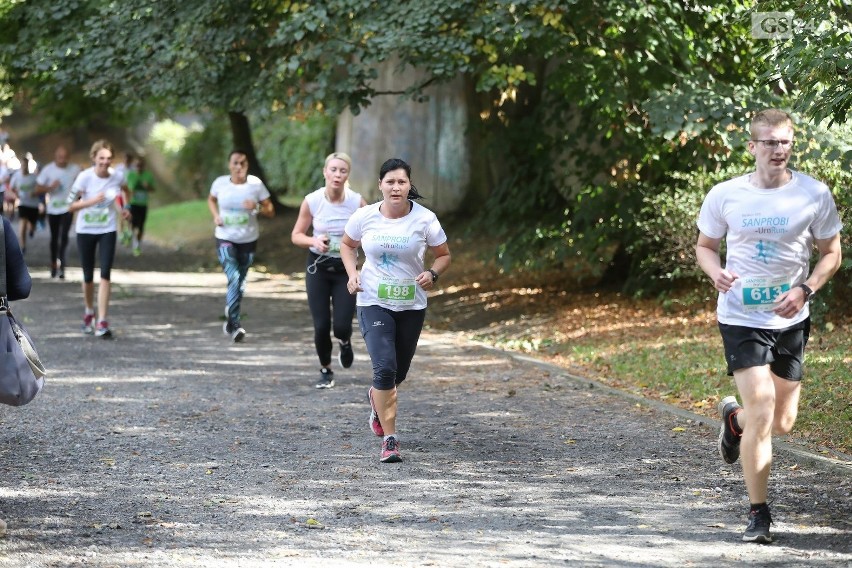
left=791, top=170, right=830, bottom=193
left=710, top=173, right=751, bottom=194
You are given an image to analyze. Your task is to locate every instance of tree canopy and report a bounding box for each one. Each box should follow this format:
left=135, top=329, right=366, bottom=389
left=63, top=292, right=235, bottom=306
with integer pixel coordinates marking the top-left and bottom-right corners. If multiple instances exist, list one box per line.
left=0, top=1, right=849, bottom=294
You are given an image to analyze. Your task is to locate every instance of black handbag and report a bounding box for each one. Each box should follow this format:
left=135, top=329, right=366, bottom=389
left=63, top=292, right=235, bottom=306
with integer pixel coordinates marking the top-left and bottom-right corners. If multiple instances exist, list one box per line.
left=0, top=220, right=45, bottom=406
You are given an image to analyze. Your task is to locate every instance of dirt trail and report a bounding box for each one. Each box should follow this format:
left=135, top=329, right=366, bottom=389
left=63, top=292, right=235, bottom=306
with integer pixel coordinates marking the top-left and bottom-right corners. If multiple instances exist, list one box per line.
left=0, top=227, right=849, bottom=567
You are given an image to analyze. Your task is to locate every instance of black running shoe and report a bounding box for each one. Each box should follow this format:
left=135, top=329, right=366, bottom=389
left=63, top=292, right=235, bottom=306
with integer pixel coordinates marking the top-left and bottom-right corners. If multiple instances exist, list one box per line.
left=338, top=340, right=354, bottom=369
left=315, top=368, right=334, bottom=389
left=230, top=327, right=246, bottom=343
left=743, top=506, right=772, bottom=543
left=718, top=395, right=742, bottom=464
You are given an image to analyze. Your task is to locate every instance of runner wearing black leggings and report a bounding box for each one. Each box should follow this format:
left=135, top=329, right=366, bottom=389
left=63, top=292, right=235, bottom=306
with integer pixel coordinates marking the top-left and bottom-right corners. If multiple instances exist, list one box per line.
left=67, top=140, right=131, bottom=338
left=36, top=145, right=80, bottom=278
left=291, top=152, right=366, bottom=389
left=341, top=158, right=451, bottom=463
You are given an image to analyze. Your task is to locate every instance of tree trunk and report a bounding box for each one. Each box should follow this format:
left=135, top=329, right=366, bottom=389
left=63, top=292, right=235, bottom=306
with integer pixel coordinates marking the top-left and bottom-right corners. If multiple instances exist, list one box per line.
left=228, top=110, right=269, bottom=188
left=460, top=75, right=496, bottom=211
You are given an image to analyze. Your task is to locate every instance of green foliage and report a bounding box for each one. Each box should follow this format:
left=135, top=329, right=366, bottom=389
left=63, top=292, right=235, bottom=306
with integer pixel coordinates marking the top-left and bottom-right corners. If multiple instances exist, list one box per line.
left=146, top=116, right=230, bottom=201
left=630, top=165, right=744, bottom=291
left=756, top=1, right=852, bottom=126
left=175, top=117, right=232, bottom=198
left=251, top=111, right=335, bottom=197
left=1, top=0, right=847, bottom=317
left=148, top=119, right=198, bottom=156
left=627, top=119, right=851, bottom=315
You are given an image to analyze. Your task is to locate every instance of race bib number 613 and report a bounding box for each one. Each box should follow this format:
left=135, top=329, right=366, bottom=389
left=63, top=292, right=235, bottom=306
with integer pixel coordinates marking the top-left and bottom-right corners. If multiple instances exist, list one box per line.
left=741, top=276, right=791, bottom=312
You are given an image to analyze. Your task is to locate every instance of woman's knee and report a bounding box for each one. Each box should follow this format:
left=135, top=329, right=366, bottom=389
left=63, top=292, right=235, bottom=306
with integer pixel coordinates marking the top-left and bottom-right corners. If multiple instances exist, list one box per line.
left=372, top=369, right=396, bottom=390
left=332, top=319, right=352, bottom=340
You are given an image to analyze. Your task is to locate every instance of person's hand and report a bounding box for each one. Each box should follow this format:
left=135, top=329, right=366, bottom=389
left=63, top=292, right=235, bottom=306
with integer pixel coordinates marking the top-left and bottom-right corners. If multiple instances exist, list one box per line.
left=51, top=180, right=61, bottom=190
left=712, top=268, right=739, bottom=293
left=346, top=274, right=362, bottom=295
left=773, top=287, right=806, bottom=319
left=416, top=270, right=436, bottom=290
left=313, top=234, right=329, bottom=253
left=121, top=208, right=132, bottom=221
left=90, top=192, right=107, bottom=206
left=213, top=214, right=223, bottom=227
left=242, top=199, right=257, bottom=211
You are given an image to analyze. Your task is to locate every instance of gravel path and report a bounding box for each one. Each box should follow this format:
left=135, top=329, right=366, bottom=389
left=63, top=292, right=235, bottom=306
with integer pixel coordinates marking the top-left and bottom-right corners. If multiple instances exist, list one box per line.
left=0, top=228, right=849, bottom=567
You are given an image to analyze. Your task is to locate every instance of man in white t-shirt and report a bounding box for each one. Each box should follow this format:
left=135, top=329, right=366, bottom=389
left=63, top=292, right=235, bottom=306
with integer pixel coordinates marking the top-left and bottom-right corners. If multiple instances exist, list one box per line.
left=207, top=149, right=275, bottom=342
left=696, top=109, right=843, bottom=544
left=36, top=145, right=81, bottom=278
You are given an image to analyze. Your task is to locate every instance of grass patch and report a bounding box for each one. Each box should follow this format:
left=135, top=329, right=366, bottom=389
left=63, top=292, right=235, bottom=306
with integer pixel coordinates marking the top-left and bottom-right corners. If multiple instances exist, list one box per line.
left=551, top=324, right=852, bottom=456
left=145, top=199, right=213, bottom=249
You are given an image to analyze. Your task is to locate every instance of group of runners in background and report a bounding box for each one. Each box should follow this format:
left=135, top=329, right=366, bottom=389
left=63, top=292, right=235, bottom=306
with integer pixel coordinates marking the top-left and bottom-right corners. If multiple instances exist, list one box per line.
left=0, top=138, right=155, bottom=338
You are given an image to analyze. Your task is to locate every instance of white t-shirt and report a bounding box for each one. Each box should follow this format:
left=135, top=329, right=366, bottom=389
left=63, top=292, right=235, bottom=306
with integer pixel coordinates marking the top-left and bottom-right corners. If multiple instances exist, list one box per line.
left=305, top=186, right=363, bottom=257
left=71, top=167, right=125, bottom=234
left=210, top=174, right=271, bottom=244
left=37, top=161, right=81, bottom=215
left=10, top=170, right=40, bottom=208
left=114, top=163, right=129, bottom=184
left=345, top=201, right=448, bottom=311
left=697, top=170, right=843, bottom=328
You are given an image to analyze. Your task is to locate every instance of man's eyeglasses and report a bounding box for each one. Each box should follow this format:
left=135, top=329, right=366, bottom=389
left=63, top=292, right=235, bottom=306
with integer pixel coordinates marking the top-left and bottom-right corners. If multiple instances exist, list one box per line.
left=752, top=139, right=794, bottom=150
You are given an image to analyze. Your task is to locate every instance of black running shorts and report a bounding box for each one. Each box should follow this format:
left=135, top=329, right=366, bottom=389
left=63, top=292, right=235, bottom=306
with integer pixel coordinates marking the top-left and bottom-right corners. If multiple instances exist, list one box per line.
left=718, top=318, right=810, bottom=381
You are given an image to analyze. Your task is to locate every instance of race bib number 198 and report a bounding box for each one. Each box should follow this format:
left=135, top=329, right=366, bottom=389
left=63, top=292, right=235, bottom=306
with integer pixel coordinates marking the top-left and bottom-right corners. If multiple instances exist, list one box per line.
left=377, top=278, right=416, bottom=305
left=741, top=276, right=791, bottom=312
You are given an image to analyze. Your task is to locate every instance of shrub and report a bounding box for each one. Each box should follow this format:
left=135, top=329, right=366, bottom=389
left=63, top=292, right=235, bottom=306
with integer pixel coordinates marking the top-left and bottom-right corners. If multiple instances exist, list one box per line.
left=146, top=116, right=229, bottom=201
left=631, top=154, right=850, bottom=322
left=251, top=111, right=335, bottom=197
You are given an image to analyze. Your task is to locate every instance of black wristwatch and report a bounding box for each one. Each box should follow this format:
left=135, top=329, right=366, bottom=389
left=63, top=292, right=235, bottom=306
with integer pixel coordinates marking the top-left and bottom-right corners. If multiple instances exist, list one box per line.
left=428, top=269, right=439, bottom=283
left=798, top=283, right=814, bottom=300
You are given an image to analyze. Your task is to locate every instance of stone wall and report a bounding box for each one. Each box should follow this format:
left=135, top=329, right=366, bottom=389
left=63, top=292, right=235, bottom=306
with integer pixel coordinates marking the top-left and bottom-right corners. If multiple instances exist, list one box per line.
left=336, top=63, right=470, bottom=214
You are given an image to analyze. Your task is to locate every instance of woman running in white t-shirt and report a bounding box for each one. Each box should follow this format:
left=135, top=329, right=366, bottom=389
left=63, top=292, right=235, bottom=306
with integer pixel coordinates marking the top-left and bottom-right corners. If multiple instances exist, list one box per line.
left=291, top=152, right=367, bottom=389
left=340, top=158, right=451, bottom=463
left=67, top=140, right=131, bottom=338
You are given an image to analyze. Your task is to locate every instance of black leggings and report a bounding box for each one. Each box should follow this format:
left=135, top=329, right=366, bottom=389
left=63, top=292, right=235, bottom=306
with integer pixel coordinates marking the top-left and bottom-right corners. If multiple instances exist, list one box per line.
left=305, top=252, right=356, bottom=366
left=130, top=205, right=148, bottom=233
left=48, top=212, right=73, bottom=267
left=358, top=305, right=426, bottom=390
left=77, top=231, right=117, bottom=283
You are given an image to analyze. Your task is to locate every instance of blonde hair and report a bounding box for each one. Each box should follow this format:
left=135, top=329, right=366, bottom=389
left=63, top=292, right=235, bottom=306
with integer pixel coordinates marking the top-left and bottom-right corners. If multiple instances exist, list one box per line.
left=89, top=139, right=114, bottom=160
left=324, top=152, right=352, bottom=169
left=750, top=109, right=794, bottom=137
left=324, top=152, right=353, bottom=190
